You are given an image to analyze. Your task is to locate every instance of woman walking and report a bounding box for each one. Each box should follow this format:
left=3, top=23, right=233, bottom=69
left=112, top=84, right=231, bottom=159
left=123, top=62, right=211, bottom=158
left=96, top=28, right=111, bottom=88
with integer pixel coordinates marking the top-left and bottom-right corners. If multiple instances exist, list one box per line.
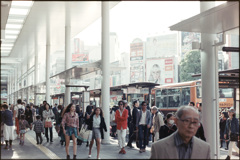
left=2, top=104, right=15, bottom=149
left=62, top=103, right=79, bottom=159
left=88, top=107, right=107, bottom=159
left=224, top=107, right=239, bottom=160
left=42, top=103, right=54, bottom=142
left=85, top=105, right=93, bottom=147
left=159, top=113, right=177, bottom=139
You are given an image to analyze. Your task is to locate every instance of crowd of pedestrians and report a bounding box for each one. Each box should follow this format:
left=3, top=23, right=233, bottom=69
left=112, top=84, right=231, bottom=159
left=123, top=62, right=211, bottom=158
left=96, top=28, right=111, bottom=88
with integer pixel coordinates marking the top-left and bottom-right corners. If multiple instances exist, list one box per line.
left=1, top=98, right=239, bottom=159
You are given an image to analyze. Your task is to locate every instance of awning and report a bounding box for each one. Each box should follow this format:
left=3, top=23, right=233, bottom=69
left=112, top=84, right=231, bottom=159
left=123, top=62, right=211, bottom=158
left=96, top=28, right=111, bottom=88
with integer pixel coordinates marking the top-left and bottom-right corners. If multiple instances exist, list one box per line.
left=192, top=69, right=239, bottom=88
left=169, top=2, right=239, bottom=34
left=50, top=60, right=126, bottom=80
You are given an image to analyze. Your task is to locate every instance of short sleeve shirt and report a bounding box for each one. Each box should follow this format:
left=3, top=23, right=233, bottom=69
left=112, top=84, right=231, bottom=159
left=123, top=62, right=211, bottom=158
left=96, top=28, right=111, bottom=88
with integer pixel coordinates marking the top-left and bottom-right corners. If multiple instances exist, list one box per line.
left=14, top=104, right=25, bottom=118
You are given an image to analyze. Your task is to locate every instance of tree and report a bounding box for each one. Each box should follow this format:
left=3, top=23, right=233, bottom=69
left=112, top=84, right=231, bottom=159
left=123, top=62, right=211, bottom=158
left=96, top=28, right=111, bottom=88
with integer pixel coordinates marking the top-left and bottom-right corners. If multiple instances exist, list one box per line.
left=180, top=50, right=201, bottom=82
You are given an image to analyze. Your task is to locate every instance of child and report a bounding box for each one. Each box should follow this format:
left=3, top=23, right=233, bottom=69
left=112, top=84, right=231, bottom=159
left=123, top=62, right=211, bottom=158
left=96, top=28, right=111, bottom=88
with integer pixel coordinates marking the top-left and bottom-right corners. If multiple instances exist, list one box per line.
left=33, top=115, right=44, bottom=144
left=19, top=114, right=29, bottom=145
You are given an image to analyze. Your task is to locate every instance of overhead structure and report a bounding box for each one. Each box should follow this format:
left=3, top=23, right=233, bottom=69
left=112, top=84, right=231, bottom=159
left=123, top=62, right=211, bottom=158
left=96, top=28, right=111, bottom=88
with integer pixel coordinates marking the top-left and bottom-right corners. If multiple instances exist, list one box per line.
left=50, top=60, right=126, bottom=80
left=192, top=69, right=239, bottom=88
left=169, top=2, right=239, bottom=34
left=169, top=2, right=239, bottom=159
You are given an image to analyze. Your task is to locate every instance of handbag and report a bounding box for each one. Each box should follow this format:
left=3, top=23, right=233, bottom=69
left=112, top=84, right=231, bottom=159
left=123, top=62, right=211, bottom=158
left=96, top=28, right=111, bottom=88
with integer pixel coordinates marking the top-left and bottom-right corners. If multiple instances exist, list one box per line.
left=77, top=124, right=91, bottom=142
left=230, top=133, right=238, bottom=141
left=45, top=118, right=52, bottom=128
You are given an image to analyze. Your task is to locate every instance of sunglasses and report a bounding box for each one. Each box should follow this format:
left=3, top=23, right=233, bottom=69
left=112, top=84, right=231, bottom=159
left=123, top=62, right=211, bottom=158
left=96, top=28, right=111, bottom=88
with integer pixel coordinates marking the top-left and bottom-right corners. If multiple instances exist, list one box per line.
left=119, top=104, right=123, bottom=106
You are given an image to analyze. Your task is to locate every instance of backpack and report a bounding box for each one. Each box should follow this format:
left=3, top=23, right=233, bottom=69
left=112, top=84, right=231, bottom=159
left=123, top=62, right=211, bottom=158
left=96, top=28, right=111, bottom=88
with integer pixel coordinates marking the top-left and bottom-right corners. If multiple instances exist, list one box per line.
left=18, top=107, right=24, bottom=119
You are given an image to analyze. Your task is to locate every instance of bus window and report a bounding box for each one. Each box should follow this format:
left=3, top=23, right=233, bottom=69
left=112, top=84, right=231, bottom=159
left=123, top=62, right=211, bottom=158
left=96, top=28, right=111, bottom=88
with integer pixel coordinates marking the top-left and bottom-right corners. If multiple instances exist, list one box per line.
left=219, top=88, right=233, bottom=98
left=156, top=96, right=168, bottom=108
left=168, top=89, right=180, bottom=108
left=197, top=86, right=202, bottom=98
left=181, top=88, right=190, bottom=105
left=156, top=89, right=168, bottom=96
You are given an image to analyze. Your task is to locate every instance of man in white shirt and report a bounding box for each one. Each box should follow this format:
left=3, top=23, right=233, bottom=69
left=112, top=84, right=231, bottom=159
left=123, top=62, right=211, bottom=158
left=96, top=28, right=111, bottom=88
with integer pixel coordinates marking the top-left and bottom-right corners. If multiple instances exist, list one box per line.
left=136, top=101, right=151, bottom=153
left=13, top=99, right=25, bottom=138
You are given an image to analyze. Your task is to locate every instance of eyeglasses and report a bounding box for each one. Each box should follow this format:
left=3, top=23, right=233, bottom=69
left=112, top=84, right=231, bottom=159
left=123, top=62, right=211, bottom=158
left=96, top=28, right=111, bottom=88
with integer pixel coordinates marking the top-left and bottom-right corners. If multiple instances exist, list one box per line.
left=179, top=118, right=200, bottom=127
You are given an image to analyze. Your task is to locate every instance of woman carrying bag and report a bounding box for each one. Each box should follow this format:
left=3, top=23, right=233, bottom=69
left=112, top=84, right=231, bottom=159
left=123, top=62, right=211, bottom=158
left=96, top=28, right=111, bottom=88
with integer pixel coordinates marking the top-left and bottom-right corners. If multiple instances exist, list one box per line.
left=88, top=107, right=107, bottom=159
left=42, top=103, right=54, bottom=143
left=224, top=107, right=239, bottom=160
left=62, top=103, right=80, bottom=159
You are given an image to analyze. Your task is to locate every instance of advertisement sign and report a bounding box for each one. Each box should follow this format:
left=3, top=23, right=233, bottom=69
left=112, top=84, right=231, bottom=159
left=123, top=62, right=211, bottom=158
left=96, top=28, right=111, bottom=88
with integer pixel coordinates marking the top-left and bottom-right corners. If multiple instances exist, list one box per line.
left=72, top=52, right=89, bottom=63
left=130, top=61, right=144, bottom=83
left=146, top=34, right=178, bottom=58
left=146, top=58, right=174, bottom=85
left=130, top=42, right=143, bottom=61
left=181, top=32, right=201, bottom=57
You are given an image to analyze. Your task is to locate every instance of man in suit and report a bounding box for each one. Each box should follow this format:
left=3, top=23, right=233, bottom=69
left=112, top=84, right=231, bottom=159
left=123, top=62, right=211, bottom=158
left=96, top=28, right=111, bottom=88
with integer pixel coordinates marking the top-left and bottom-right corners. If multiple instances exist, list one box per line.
left=136, top=101, right=151, bottom=153
left=150, top=105, right=211, bottom=159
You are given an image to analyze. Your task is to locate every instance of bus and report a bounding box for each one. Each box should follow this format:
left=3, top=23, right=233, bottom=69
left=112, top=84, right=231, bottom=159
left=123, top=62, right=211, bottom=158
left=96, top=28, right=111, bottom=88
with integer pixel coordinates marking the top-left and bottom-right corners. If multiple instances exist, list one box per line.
left=154, top=80, right=234, bottom=116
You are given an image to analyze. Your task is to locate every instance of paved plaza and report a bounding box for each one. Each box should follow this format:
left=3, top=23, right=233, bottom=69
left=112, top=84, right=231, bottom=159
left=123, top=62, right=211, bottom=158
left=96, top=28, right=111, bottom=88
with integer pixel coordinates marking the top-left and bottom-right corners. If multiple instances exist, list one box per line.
left=1, top=128, right=239, bottom=159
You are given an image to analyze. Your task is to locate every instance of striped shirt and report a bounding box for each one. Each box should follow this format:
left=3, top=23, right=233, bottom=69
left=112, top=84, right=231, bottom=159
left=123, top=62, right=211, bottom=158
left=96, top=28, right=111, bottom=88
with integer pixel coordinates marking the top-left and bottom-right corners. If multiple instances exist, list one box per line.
left=62, top=112, right=79, bottom=129
left=174, top=132, right=194, bottom=159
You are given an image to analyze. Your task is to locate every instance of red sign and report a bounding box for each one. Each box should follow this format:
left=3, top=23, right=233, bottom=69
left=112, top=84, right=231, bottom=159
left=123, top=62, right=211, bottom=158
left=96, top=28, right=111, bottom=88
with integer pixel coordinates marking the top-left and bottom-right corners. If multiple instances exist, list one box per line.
left=165, top=66, right=173, bottom=71
left=165, top=78, right=173, bottom=83
left=165, top=59, right=173, bottom=65
left=72, top=53, right=89, bottom=62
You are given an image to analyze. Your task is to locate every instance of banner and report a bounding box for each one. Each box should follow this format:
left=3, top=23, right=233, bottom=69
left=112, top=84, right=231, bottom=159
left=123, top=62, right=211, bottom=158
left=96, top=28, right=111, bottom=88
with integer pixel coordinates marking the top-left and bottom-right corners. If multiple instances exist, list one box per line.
left=72, top=52, right=89, bottom=63
left=146, top=34, right=178, bottom=58
left=146, top=58, right=174, bottom=85
left=130, top=42, right=143, bottom=61
left=130, top=61, right=144, bottom=83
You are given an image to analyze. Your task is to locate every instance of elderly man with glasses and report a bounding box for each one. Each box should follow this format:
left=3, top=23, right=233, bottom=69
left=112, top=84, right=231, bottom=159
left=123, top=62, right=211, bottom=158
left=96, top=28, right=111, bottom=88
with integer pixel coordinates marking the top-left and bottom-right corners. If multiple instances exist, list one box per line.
left=150, top=105, right=211, bottom=159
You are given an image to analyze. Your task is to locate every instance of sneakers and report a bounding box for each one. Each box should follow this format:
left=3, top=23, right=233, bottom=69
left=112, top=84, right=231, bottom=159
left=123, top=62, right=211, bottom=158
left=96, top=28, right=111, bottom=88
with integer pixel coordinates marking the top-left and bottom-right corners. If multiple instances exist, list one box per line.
left=88, top=155, right=91, bottom=158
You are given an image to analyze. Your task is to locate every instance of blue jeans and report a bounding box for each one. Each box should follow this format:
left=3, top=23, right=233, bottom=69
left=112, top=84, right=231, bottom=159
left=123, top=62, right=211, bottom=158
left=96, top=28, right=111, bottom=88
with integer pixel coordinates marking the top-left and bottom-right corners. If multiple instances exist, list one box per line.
left=138, top=125, right=148, bottom=149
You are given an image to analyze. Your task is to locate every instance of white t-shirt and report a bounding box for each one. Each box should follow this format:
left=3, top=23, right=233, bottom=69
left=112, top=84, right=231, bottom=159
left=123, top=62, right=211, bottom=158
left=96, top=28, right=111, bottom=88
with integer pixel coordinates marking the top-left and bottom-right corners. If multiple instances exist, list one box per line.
left=139, top=111, right=147, bottom=125
left=14, top=104, right=25, bottom=118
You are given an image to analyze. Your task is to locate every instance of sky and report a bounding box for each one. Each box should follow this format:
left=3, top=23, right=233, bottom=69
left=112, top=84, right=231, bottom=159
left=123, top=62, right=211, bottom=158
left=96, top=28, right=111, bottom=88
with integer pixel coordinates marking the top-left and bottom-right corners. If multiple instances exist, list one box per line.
left=75, top=1, right=226, bottom=53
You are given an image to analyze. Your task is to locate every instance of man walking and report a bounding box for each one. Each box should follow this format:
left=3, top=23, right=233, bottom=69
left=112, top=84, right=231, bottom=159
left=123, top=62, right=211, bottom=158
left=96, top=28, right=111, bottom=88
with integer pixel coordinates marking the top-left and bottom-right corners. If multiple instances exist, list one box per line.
left=136, top=101, right=151, bottom=153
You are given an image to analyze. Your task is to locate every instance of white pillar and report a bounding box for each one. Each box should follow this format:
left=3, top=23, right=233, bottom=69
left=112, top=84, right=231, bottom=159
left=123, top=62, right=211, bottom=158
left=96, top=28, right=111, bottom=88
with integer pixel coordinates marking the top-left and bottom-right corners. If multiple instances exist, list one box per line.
left=64, top=26, right=71, bottom=107
left=34, top=44, right=39, bottom=105
left=46, top=45, right=50, bottom=103
left=200, top=2, right=219, bottom=159
left=7, top=76, right=10, bottom=104
left=101, top=1, right=110, bottom=144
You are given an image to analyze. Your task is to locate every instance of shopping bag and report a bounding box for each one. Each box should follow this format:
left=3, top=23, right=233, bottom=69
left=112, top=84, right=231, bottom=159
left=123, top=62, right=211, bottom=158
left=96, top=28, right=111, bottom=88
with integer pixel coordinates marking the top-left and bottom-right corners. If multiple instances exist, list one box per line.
left=77, top=124, right=91, bottom=142
left=45, top=118, right=52, bottom=128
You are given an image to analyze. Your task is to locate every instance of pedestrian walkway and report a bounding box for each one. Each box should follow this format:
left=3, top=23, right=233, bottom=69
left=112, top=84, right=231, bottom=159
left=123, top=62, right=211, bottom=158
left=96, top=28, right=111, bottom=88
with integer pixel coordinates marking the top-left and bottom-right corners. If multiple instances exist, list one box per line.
left=1, top=128, right=239, bottom=159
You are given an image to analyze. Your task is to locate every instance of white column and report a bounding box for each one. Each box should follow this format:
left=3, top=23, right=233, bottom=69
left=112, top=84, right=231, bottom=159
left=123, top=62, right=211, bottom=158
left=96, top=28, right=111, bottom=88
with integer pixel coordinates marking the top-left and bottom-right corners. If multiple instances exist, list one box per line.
left=200, top=2, right=218, bottom=159
left=64, top=26, right=71, bottom=107
left=34, top=44, right=39, bottom=105
left=46, top=45, right=51, bottom=103
left=7, top=76, right=9, bottom=104
left=26, top=53, right=29, bottom=104
left=101, top=1, right=110, bottom=144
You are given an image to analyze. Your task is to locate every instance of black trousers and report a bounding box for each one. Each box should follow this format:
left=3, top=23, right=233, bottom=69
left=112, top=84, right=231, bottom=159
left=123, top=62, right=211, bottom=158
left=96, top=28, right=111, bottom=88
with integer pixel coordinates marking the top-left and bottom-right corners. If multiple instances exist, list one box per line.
left=128, top=123, right=136, bottom=145
left=36, top=132, right=43, bottom=143
left=45, top=127, right=53, bottom=141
